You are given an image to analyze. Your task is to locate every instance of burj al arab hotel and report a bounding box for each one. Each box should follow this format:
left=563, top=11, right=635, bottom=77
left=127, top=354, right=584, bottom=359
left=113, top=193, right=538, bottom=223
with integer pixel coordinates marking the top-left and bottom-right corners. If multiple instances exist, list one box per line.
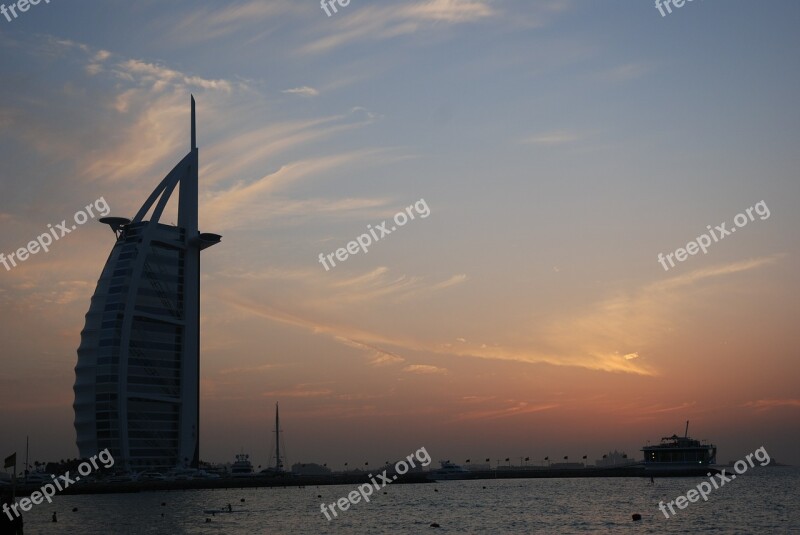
left=73, top=97, right=220, bottom=470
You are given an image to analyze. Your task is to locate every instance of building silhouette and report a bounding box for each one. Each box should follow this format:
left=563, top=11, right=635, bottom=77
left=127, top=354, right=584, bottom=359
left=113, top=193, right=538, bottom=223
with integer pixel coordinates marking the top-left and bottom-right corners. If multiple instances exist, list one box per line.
left=73, top=97, right=220, bottom=470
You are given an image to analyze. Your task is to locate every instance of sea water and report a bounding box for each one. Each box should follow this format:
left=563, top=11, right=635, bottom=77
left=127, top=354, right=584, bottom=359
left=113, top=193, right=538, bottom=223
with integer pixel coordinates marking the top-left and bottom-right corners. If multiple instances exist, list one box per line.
left=15, top=467, right=799, bottom=534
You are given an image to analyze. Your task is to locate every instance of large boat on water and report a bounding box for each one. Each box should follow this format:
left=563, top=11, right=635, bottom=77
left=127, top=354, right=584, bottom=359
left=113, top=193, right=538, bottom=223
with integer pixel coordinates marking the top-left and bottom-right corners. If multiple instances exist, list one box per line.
left=642, top=421, right=717, bottom=471
left=428, top=460, right=472, bottom=481
left=230, top=453, right=254, bottom=477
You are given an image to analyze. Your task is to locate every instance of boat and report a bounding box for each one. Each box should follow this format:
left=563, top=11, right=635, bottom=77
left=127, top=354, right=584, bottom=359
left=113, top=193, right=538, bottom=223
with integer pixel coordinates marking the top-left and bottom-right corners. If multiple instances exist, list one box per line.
left=260, top=402, right=287, bottom=476
left=642, top=421, right=717, bottom=471
left=105, top=474, right=136, bottom=483
left=24, top=471, right=55, bottom=484
left=193, top=469, right=221, bottom=480
left=138, top=470, right=168, bottom=481
left=169, top=468, right=200, bottom=481
left=428, top=460, right=472, bottom=480
left=230, top=453, right=253, bottom=477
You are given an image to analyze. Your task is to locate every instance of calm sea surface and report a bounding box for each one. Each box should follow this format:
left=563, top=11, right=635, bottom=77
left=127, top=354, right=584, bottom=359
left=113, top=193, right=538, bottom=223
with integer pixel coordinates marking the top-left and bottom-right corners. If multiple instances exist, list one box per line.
left=16, top=468, right=799, bottom=534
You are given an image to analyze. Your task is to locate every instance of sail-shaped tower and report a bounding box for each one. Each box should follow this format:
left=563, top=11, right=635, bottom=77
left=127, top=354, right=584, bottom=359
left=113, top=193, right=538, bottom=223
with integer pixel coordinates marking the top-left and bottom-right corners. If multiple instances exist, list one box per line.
left=73, top=97, right=220, bottom=470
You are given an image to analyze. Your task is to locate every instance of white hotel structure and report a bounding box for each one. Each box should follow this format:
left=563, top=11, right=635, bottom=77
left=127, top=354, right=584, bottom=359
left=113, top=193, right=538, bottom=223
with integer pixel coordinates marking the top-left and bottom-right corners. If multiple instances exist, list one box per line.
left=73, top=97, right=220, bottom=470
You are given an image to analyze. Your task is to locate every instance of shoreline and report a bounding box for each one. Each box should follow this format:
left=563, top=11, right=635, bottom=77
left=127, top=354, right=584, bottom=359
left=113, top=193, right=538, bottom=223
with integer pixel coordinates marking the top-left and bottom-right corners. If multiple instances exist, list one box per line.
left=3, top=466, right=726, bottom=497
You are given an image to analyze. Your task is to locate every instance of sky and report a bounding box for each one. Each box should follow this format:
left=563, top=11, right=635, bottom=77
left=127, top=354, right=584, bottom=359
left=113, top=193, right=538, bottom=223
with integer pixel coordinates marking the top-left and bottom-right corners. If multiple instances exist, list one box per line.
left=0, top=0, right=798, bottom=470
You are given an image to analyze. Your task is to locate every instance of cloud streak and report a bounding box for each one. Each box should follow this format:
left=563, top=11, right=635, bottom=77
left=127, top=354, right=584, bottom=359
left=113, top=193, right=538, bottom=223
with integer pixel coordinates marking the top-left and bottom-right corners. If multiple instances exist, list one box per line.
left=744, top=399, right=800, bottom=411
left=301, top=0, right=496, bottom=54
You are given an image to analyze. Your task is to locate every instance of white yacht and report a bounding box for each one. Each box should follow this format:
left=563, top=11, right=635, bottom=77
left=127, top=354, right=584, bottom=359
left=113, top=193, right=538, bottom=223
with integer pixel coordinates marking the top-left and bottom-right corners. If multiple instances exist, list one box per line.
left=642, top=421, right=717, bottom=471
left=428, top=460, right=471, bottom=480
left=230, top=453, right=254, bottom=477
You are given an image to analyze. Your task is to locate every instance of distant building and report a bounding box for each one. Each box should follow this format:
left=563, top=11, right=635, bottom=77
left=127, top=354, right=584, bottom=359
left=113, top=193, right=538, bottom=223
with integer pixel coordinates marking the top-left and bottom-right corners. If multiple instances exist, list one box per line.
left=595, top=450, right=635, bottom=467
left=291, top=463, right=332, bottom=476
left=73, top=98, right=220, bottom=471
left=550, top=462, right=585, bottom=469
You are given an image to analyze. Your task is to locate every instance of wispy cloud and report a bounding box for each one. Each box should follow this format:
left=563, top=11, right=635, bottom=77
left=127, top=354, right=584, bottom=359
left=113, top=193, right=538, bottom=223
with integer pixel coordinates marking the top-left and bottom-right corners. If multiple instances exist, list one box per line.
left=157, top=0, right=305, bottom=46
left=744, top=399, right=800, bottom=411
left=404, top=0, right=495, bottom=23
left=261, top=384, right=335, bottom=398
left=282, top=86, right=320, bottom=97
left=223, top=293, right=433, bottom=367
left=29, top=38, right=248, bottom=189
left=529, top=256, right=782, bottom=375
left=335, top=337, right=407, bottom=366
left=522, top=131, right=579, bottom=146
left=18, top=245, right=782, bottom=383
left=452, top=401, right=558, bottom=422
left=116, top=59, right=236, bottom=93
left=607, top=401, right=706, bottom=424
left=302, top=0, right=496, bottom=54
left=403, top=364, right=447, bottom=375
left=218, top=363, right=282, bottom=375
left=203, top=150, right=393, bottom=230
left=200, top=114, right=376, bottom=186
left=239, top=266, right=466, bottom=309
left=32, top=37, right=396, bottom=231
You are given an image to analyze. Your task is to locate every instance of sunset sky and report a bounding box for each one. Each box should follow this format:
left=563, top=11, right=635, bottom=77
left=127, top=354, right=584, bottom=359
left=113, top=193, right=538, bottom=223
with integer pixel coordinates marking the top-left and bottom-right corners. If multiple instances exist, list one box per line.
left=1, top=0, right=798, bottom=470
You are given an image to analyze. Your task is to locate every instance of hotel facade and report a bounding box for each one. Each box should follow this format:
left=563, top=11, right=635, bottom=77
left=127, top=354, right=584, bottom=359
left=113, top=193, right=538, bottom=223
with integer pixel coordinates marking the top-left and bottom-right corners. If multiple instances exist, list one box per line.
left=73, top=97, right=220, bottom=470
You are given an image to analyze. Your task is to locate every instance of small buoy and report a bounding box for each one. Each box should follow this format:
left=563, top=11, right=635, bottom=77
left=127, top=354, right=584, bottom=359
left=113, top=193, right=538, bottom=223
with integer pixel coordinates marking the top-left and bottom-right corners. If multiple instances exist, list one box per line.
left=240, top=498, right=245, bottom=503
left=161, top=502, right=166, bottom=506
left=383, top=492, right=387, bottom=495
left=434, top=489, right=438, bottom=492
left=72, top=507, right=78, bottom=512
left=430, top=523, right=440, bottom=528
left=482, top=486, right=486, bottom=489
left=317, top=495, right=322, bottom=498
left=632, top=513, right=642, bottom=521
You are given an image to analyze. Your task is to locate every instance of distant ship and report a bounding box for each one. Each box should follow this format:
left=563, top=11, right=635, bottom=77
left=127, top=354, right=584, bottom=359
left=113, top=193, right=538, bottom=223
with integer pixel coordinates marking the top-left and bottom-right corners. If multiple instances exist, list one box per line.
left=230, top=453, right=254, bottom=477
left=642, top=421, right=717, bottom=470
left=428, top=460, right=471, bottom=480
